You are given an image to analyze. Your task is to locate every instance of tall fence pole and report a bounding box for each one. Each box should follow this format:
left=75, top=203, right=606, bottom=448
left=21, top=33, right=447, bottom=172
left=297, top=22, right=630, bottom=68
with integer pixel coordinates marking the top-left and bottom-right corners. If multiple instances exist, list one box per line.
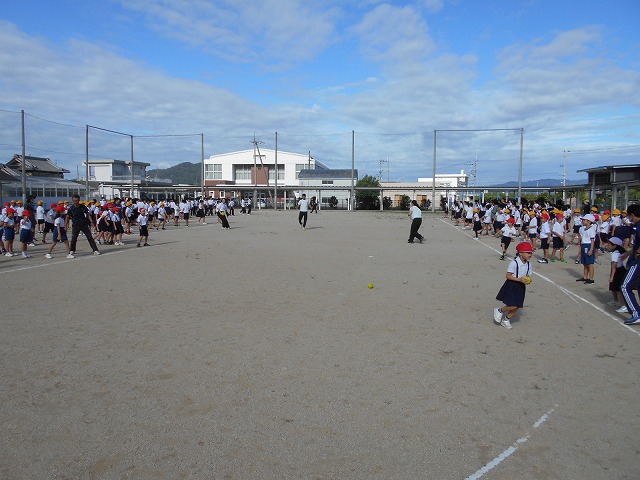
left=21, top=110, right=26, bottom=203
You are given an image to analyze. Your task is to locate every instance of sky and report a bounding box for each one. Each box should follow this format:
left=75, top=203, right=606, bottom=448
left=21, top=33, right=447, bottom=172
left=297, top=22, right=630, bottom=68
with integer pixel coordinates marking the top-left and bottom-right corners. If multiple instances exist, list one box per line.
left=1, top=0, right=639, bottom=185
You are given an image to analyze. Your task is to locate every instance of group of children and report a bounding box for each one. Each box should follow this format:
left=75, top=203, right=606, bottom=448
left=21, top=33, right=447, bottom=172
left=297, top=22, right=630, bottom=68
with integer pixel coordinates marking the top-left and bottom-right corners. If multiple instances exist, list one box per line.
left=450, top=199, right=639, bottom=329
left=1, top=195, right=243, bottom=260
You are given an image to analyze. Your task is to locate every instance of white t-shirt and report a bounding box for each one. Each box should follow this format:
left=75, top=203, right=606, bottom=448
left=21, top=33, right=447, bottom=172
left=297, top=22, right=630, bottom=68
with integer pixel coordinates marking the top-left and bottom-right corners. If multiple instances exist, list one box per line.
left=539, top=222, right=551, bottom=239
left=552, top=220, right=565, bottom=238
left=298, top=199, right=309, bottom=212
left=507, top=256, right=532, bottom=279
left=36, top=205, right=45, bottom=220
left=410, top=205, right=422, bottom=219
left=501, top=225, right=517, bottom=238
left=528, top=217, right=538, bottom=234
left=580, top=224, right=597, bottom=245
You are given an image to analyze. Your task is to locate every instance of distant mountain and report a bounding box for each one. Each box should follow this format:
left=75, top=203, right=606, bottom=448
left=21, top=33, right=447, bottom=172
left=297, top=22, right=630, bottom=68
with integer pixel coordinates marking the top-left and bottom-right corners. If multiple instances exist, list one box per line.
left=147, top=162, right=200, bottom=185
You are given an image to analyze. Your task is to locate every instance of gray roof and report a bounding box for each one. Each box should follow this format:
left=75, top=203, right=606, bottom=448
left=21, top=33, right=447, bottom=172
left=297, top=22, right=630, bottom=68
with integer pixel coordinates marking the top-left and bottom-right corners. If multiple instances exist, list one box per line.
left=298, top=169, right=358, bottom=180
left=8, top=155, right=70, bottom=174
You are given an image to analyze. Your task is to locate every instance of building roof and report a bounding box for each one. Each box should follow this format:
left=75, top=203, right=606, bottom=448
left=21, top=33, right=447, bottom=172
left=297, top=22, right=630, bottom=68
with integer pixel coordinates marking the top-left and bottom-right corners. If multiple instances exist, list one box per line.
left=298, top=169, right=357, bottom=180
left=8, top=154, right=70, bottom=174
left=86, top=159, right=151, bottom=167
left=577, top=164, right=640, bottom=173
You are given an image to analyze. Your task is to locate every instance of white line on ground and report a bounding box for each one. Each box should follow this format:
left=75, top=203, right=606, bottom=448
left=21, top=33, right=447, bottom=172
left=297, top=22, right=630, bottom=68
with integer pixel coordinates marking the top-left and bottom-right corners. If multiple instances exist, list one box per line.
left=464, top=406, right=557, bottom=480
left=439, top=219, right=640, bottom=338
left=0, top=250, right=120, bottom=275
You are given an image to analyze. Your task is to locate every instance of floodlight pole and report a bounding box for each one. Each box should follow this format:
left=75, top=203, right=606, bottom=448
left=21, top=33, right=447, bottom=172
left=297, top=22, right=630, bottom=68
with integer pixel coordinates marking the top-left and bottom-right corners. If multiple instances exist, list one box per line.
left=201, top=133, right=205, bottom=198
left=518, top=128, right=524, bottom=203
left=21, top=110, right=26, bottom=204
left=432, top=130, right=437, bottom=212
left=274, top=132, right=278, bottom=210
left=351, top=130, right=355, bottom=211
left=85, top=125, right=90, bottom=200
left=130, top=135, right=135, bottom=198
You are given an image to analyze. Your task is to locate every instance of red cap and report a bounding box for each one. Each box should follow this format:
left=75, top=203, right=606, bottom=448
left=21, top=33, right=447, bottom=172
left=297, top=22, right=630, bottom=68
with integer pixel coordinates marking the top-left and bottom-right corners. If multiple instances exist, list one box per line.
left=516, top=241, right=534, bottom=253
left=22, top=210, right=31, bottom=216
left=507, top=218, right=516, bottom=224
left=6, top=208, right=15, bottom=214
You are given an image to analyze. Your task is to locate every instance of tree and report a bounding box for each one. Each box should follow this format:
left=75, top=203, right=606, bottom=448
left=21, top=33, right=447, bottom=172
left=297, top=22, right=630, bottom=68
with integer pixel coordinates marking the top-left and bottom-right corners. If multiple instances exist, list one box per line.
left=329, top=196, right=338, bottom=209
left=355, top=174, right=381, bottom=210
left=399, top=195, right=411, bottom=210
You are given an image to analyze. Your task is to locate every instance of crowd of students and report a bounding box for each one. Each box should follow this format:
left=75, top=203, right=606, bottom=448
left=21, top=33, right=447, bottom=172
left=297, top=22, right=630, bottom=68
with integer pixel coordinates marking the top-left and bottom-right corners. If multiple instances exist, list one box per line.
left=450, top=199, right=640, bottom=328
left=0, top=195, right=244, bottom=259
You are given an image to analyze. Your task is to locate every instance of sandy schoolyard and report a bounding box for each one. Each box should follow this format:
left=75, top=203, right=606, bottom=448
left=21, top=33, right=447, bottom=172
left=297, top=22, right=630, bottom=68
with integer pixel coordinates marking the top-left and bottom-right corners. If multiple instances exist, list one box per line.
left=1, top=209, right=638, bottom=479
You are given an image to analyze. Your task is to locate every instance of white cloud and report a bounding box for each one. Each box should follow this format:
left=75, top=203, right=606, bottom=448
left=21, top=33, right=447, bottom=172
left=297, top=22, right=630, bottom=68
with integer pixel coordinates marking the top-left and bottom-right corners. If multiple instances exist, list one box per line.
left=119, top=0, right=340, bottom=67
left=351, top=3, right=436, bottom=65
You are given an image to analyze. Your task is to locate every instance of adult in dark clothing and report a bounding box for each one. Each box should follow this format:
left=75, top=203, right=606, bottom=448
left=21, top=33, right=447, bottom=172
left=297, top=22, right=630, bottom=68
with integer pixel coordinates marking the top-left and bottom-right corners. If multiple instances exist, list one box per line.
left=23, top=195, right=37, bottom=245
left=66, top=194, right=101, bottom=256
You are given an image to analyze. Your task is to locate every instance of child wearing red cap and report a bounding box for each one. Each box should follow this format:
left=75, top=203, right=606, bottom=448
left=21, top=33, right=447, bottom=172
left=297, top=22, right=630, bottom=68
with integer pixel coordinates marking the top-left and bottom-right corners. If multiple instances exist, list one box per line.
left=19, top=211, right=32, bottom=258
left=537, top=213, right=551, bottom=263
left=45, top=207, right=74, bottom=259
left=494, top=241, right=534, bottom=329
left=3, top=208, right=17, bottom=256
left=499, top=217, right=517, bottom=260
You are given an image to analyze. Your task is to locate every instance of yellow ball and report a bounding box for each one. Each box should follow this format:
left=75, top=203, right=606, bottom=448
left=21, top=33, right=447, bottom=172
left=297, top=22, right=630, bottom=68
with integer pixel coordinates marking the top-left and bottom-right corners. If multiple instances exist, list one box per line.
left=523, top=276, right=532, bottom=285
left=368, top=283, right=374, bottom=289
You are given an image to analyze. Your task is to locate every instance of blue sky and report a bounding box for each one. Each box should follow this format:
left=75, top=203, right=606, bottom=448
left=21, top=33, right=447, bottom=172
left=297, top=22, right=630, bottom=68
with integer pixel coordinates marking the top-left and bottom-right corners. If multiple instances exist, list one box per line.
left=1, top=0, right=639, bottom=185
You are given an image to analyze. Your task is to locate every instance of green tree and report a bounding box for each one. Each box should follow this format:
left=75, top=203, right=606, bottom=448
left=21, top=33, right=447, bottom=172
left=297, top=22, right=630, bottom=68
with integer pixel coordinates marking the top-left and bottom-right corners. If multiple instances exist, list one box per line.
left=355, top=175, right=381, bottom=210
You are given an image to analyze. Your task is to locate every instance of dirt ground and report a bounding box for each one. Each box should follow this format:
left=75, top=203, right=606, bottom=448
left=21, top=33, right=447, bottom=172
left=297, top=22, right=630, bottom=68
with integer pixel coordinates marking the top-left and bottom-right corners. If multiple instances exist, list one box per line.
left=1, top=209, right=639, bottom=479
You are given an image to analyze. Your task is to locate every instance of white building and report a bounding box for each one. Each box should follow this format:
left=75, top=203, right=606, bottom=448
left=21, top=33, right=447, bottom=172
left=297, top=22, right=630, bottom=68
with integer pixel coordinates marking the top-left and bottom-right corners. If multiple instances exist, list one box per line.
left=381, top=170, right=470, bottom=207
left=204, top=149, right=357, bottom=208
left=81, top=159, right=171, bottom=199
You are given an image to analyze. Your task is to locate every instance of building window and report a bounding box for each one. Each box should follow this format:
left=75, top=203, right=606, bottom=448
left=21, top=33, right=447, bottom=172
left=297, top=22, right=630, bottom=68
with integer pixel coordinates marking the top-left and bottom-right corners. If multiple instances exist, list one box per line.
left=205, top=164, right=222, bottom=180
left=269, top=165, right=285, bottom=182
left=322, top=180, right=334, bottom=185
left=235, top=165, right=252, bottom=181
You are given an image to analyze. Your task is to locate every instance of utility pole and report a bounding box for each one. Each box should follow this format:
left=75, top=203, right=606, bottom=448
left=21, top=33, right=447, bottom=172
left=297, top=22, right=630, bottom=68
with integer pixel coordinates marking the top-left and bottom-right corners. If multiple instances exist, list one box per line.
left=562, top=147, right=570, bottom=202
left=378, top=159, right=388, bottom=182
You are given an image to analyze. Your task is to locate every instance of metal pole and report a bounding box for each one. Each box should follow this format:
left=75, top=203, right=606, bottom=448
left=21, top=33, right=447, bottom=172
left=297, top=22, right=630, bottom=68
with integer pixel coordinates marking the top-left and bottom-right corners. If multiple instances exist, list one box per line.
left=85, top=125, right=90, bottom=200
left=21, top=110, right=26, bottom=204
left=518, top=128, right=524, bottom=203
left=131, top=135, right=135, bottom=198
left=351, top=130, right=355, bottom=211
left=274, top=132, right=278, bottom=210
left=201, top=133, right=205, bottom=198
left=432, top=130, right=437, bottom=212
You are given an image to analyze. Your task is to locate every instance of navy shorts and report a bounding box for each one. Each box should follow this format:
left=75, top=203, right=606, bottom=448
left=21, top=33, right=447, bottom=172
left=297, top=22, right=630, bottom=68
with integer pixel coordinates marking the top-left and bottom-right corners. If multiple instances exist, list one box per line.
left=581, top=244, right=595, bottom=265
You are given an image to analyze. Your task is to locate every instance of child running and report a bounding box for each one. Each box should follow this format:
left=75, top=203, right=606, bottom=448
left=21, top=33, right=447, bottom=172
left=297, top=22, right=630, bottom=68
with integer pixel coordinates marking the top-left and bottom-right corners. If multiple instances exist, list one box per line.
left=494, top=241, right=534, bottom=329
left=45, top=206, right=74, bottom=259
left=499, top=217, right=517, bottom=260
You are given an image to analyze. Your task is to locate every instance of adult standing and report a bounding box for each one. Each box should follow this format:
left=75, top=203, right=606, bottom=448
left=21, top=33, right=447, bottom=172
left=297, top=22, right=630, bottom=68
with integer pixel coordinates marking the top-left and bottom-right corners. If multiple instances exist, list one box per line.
left=407, top=199, right=424, bottom=244
left=66, top=194, right=101, bottom=256
left=620, top=204, right=640, bottom=325
left=297, top=194, right=309, bottom=230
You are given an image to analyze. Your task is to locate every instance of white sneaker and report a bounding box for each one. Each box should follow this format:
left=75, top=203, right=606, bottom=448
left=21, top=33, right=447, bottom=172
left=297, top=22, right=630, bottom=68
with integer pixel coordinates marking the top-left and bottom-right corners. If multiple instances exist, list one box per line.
left=66, top=253, right=75, bottom=259
left=93, top=251, right=101, bottom=255
left=45, top=253, right=53, bottom=259
left=616, top=305, right=629, bottom=313
left=5, top=252, right=12, bottom=257
left=493, top=308, right=503, bottom=324
left=501, top=318, right=513, bottom=329
left=22, top=252, right=28, bottom=258
left=28, top=243, right=36, bottom=247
